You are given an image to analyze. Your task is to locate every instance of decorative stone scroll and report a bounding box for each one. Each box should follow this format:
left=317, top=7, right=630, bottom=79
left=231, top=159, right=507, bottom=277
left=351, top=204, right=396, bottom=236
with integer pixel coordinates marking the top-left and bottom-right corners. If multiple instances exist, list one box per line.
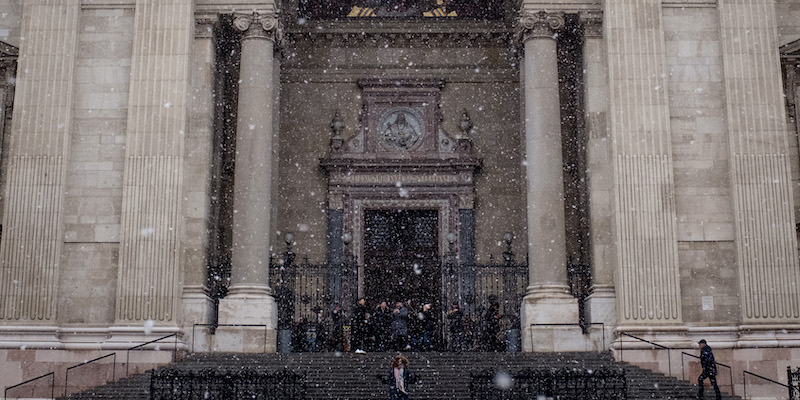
left=233, top=12, right=282, bottom=42
left=517, top=11, right=565, bottom=41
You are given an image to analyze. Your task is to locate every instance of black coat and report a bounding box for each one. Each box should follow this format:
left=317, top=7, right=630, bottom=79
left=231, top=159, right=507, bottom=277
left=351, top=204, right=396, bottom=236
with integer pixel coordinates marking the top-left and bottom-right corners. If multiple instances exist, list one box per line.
left=374, top=307, right=392, bottom=333
left=447, top=309, right=464, bottom=333
left=700, top=345, right=717, bottom=375
left=352, top=304, right=369, bottom=330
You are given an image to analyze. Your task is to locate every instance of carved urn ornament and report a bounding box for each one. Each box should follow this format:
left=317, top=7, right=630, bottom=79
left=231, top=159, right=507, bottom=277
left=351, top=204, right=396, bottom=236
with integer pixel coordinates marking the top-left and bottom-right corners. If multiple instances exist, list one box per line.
left=330, top=110, right=345, bottom=151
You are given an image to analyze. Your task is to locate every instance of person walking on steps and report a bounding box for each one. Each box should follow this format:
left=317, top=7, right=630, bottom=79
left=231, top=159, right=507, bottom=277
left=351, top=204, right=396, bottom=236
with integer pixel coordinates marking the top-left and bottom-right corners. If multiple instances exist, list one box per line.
left=386, top=355, right=415, bottom=400
left=697, top=339, right=722, bottom=400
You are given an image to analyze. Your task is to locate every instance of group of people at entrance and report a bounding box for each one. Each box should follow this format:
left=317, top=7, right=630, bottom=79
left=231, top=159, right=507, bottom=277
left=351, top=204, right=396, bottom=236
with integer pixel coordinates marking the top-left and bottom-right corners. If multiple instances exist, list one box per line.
left=350, top=298, right=504, bottom=353
left=351, top=299, right=435, bottom=353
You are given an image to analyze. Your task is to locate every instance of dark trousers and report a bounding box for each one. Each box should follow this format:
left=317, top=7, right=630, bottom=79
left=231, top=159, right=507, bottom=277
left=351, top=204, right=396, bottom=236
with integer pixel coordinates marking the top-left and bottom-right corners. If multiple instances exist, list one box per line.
left=389, top=387, right=408, bottom=400
left=698, top=371, right=722, bottom=399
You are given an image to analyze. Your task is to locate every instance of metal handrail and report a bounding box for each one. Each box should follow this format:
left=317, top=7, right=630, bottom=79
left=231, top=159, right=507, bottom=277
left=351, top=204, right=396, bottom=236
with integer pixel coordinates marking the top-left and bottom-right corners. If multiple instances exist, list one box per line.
left=617, top=332, right=672, bottom=377
left=680, top=351, right=733, bottom=396
left=64, top=353, right=116, bottom=397
left=126, top=333, right=179, bottom=377
left=743, top=370, right=790, bottom=399
left=192, top=324, right=269, bottom=353
left=528, top=322, right=606, bottom=351
left=4, top=371, right=54, bottom=400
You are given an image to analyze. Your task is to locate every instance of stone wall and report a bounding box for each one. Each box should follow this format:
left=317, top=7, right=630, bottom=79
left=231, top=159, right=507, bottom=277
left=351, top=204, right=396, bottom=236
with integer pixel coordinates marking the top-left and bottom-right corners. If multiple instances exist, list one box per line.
left=60, top=5, right=134, bottom=326
left=278, top=34, right=526, bottom=263
left=0, top=0, right=22, bottom=47
left=777, top=0, right=800, bottom=45
left=0, top=348, right=173, bottom=397
left=662, top=5, right=739, bottom=325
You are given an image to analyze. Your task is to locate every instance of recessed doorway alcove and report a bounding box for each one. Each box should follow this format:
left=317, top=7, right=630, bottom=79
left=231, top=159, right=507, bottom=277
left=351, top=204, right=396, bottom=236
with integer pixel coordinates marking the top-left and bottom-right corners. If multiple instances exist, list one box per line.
left=320, top=79, right=481, bottom=307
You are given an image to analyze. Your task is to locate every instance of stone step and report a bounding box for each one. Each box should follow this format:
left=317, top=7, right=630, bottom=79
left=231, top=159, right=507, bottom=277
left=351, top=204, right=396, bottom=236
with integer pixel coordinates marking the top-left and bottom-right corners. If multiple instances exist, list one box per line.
left=61, top=352, right=742, bottom=400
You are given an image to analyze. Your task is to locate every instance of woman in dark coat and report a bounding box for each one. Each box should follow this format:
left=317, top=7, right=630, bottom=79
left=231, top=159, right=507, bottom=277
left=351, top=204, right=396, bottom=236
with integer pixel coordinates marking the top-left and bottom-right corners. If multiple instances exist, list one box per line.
left=387, top=355, right=414, bottom=400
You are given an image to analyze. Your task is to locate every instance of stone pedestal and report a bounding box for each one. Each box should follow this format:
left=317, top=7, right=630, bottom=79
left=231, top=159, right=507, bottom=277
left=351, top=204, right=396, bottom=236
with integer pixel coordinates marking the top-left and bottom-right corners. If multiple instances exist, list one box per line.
left=585, top=285, right=616, bottom=350
left=521, top=289, right=582, bottom=351
left=216, top=287, right=277, bottom=353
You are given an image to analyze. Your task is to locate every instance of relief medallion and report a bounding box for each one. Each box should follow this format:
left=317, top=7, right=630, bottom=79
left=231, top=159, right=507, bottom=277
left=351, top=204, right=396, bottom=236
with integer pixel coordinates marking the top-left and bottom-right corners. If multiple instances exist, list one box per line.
left=378, top=107, right=424, bottom=150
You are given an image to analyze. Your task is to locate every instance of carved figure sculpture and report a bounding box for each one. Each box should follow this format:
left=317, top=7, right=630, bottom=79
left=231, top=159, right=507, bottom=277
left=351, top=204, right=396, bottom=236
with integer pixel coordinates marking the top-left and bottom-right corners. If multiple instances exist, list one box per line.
left=382, top=112, right=420, bottom=149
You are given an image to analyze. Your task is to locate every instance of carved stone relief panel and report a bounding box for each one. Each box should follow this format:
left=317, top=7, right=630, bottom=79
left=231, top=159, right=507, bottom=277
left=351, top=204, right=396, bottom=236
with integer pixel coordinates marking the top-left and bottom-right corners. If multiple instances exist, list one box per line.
left=320, top=78, right=481, bottom=273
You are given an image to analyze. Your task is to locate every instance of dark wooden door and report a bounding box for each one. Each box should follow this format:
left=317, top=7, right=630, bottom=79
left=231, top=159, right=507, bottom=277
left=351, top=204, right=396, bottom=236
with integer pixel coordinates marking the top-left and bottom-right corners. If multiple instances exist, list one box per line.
left=363, top=209, right=440, bottom=312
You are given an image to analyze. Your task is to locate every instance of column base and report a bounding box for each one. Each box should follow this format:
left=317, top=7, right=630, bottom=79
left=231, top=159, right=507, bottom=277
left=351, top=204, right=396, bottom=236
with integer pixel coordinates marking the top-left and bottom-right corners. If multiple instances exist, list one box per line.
left=585, top=285, right=617, bottom=351
left=521, top=285, right=584, bottom=352
left=216, top=285, right=277, bottom=353
left=181, top=286, right=216, bottom=352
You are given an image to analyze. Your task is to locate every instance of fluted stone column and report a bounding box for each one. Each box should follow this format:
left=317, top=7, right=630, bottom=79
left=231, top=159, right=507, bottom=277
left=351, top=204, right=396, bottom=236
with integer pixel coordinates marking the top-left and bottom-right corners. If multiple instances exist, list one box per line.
left=216, top=12, right=280, bottom=353
left=518, top=11, right=580, bottom=352
left=580, top=12, right=617, bottom=349
left=719, top=0, right=800, bottom=328
left=0, top=0, right=79, bottom=323
left=181, top=17, right=218, bottom=351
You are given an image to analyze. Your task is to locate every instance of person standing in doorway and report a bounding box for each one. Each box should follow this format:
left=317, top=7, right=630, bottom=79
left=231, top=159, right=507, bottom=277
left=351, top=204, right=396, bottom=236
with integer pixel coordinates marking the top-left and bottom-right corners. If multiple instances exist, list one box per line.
left=483, top=302, right=503, bottom=352
left=697, top=339, right=722, bottom=400
left=352, top=297, right=370, bottom=354
left=447, top=302, right=464, bottom=351
left=392, top=301, right=409, bottom=351
left=420, top=303, right=435, bottom=351
left=374, top=301, right=392, bottom=351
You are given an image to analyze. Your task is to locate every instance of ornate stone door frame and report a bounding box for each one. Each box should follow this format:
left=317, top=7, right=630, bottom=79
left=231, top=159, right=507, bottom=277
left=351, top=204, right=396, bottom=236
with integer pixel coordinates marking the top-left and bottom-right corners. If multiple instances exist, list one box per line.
left=320, top=78, right=481, bottom=306
left=349, top=196, right=456, bottom=298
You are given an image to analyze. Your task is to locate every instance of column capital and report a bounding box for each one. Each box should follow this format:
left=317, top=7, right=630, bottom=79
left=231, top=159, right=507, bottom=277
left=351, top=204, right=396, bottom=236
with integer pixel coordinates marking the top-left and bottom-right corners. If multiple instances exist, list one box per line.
left=233, top=12, right=281, bottom=41
left=579, top=11, right=603, bottom=39
left=517, top=11, right=565, bottom=42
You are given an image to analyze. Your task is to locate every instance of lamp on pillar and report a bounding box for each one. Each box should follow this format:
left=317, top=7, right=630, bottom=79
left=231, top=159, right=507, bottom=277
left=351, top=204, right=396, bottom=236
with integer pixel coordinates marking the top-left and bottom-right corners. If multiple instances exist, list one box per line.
left=284, top=232, right=296, bottom=267
left=338, top=233, right=356, bottom=311
left=502, top=232, right=515, bottom=266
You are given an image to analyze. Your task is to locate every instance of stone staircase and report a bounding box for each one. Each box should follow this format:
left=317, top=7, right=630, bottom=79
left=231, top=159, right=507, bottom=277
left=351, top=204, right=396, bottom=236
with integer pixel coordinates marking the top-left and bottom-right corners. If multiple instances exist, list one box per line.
left=61, top=352, right=740, bottom=400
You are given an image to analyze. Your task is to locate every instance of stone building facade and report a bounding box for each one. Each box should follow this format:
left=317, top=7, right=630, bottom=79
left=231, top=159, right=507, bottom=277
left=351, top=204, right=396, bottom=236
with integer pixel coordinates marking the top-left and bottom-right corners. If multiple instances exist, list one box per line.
left=0, top=0, right=799, bottom=395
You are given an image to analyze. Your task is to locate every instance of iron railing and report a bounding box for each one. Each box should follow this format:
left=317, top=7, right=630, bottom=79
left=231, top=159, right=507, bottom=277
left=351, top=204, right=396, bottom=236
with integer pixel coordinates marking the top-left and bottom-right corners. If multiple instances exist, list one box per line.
left=126, top=333, right=180, bottom=377
left=790, top=366, right=800, bottom=400
left=268, top=253, right=529, bottom=352
left=617, top=332, right=674, bottom=377
left=743, top=370, right=791, bottom=400
left=469, top=367, right=627, bottom=400
left=617, top=332, right=736, bottom=397
left=3, top=371, right=54, bottom=400
left=64, top=353, right=116, bottom=397
left=150, top=368, right=306, bottom=400
left=680, top=351, right=733, bottom=396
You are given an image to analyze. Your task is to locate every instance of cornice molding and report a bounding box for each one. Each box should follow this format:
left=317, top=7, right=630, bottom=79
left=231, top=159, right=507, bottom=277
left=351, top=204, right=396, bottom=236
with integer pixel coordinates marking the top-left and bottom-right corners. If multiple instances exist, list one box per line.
left=196, top=0, right=275, bottom=15
left=285, top=20, right=512, bottom=48
left=195, top=16, right=219, bottom=39
left=578, top=11, right=602, bottom=39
